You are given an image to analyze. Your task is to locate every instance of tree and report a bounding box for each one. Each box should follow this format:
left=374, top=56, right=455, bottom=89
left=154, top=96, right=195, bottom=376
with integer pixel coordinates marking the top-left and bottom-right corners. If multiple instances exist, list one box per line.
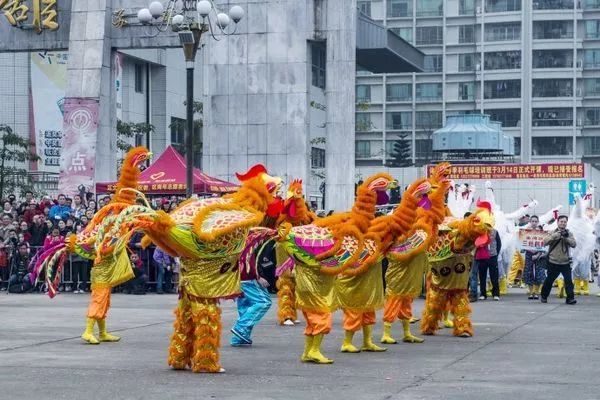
left=116, top=120, right=155, bottom=168
left=0, top=124, right=40, bottom=197
left=387, top=133, right=412, bottom=168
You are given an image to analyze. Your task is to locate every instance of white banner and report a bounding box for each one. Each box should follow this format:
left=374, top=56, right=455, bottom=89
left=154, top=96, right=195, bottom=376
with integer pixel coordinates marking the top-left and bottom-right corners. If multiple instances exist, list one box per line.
left=30, top=51, right=68, bottom=173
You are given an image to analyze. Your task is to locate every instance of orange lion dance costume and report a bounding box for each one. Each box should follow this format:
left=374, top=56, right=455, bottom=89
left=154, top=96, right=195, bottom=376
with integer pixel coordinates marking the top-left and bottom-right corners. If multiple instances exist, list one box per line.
left=30, top=146, right=152, bottom=345
left=420, top=200, right=495, bottom=337
left=275, top=174, right=396, bottom=364
left=94, top=164, right=282, bottom=373
left=380, top=163, right=451, bottom=345
left=335, top=178, right=436, bottom=353
left=274, top=179, right=317, bottom=326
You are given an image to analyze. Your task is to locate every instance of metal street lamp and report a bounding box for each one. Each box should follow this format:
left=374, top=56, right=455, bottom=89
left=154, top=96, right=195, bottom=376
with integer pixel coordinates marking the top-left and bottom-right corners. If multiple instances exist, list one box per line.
left=112, top=0, right=244, bottom=197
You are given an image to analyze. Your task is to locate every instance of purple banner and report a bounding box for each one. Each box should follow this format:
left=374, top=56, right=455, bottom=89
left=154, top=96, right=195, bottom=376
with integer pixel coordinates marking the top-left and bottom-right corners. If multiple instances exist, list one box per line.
left=58, top=98, right=98, bottom=195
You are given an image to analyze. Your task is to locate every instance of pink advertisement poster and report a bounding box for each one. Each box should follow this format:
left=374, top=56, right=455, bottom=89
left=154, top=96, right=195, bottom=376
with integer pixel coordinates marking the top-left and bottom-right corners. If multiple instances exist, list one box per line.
left=58, top=98, right=98, bottom=195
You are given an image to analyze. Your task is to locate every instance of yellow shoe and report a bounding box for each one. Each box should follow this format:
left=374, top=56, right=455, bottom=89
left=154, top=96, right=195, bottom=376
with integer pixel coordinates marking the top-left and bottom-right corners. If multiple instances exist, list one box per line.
left=499, top=277, right=508, bottom=295
left=573, top=279, right=581, bottom=296
left=442, top=312, right=454, bottom=329
left=557, top=279, right=565, bottom=298
left=402, top=319, right=424, bottom=343
left=582, top=280, right=590, bottom=296
left=301, top=335, right=314, bottom=362
left=98, top=319, right=121, bottom=342
left=81, top=318, right=99, bottom=345
left=380, top=322, right=397, bottom=344
left=340, top=330, right=360, bottom=353
left=306, top=334, right=333, bottom=364
left=361, top=325, right=386, bottom=352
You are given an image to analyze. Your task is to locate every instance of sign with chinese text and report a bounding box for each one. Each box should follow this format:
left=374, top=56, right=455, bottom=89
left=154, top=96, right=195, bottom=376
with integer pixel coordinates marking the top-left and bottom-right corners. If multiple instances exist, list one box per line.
left=0, top=0, right=59, bottom=33
left=518, top=229, right=550, bottom=252
left=113, top=52, right=123, bottom=120
left=568, top=179, right=587, bottom=205
left=58, top=98, right=98, bottom=195
left=426, top=163, right=585, bottom=180
left=30, top=50, right=67, bottom=172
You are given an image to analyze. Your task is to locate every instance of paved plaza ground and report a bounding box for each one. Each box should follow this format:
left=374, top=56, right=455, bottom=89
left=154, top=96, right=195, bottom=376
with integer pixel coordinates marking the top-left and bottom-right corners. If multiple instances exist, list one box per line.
left=1, top=288, right=599, bottom=400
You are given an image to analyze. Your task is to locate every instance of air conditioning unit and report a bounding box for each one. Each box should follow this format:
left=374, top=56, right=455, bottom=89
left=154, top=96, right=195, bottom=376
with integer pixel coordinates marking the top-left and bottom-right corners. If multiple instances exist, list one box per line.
left=476, top=6, right=482, bottom=14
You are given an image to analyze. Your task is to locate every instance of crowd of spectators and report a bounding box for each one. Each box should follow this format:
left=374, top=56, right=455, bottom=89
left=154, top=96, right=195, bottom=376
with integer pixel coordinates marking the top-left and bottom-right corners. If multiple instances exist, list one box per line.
left=0, top=191, right=181, bottom=294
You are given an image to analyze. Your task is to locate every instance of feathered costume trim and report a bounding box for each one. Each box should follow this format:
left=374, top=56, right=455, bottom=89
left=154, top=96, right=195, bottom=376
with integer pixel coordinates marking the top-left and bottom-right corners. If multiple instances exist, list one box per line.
left=112, top=146, right=150, bottom=204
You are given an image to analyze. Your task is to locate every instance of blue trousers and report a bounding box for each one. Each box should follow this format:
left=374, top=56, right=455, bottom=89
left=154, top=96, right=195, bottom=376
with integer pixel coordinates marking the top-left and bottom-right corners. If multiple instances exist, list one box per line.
left=231, top=281, right=272, bottom=344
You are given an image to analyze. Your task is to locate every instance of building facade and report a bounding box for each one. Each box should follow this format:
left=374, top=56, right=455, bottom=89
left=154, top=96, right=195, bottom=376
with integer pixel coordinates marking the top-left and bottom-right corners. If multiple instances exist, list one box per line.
left=355, top=0, right=600, bottom=168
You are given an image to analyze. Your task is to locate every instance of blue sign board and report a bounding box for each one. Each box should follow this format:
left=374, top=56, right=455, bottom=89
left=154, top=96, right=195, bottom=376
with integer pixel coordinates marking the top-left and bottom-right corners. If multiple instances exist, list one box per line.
left=568, top=179, right=586, bottom=205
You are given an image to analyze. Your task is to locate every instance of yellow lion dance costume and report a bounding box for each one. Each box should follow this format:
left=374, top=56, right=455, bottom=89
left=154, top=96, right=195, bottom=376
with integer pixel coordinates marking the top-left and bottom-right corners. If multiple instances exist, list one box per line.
left=420, top=200, right=495, bottom=338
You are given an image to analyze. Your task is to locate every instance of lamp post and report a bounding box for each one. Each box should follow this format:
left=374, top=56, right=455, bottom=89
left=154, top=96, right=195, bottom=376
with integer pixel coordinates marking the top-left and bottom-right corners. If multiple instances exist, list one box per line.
left=114, top=0, right=244, bottom=197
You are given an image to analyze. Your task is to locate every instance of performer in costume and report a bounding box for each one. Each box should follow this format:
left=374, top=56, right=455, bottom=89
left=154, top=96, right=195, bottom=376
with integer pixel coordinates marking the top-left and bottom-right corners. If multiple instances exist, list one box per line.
left=276, top=174, right=397, bottom=364
left=420, top=200, right=494, bottom=338
left=522, top=215, right=546, bottom=299
left=95, top=164, right=283, bottom=373
left=380, top=164, right=451, bottom=345
left=336, top=177, right=437, bottom=353
left=30, top=147, right=152, bottom=344
left=274, top=180, right=317, bottom=326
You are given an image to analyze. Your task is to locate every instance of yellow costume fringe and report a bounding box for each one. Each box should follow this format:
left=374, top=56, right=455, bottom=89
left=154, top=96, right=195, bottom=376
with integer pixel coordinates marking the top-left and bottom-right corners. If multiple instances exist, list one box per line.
left=508, top=251, right=525, bottom=285
left=276, top=271, right=297, bottom=324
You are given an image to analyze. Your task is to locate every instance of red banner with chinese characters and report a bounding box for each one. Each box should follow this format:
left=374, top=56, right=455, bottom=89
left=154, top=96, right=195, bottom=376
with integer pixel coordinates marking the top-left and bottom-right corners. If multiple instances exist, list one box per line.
left=426, top=163, right=584, bottom=180
left=518, top=229, right=550, bottom=252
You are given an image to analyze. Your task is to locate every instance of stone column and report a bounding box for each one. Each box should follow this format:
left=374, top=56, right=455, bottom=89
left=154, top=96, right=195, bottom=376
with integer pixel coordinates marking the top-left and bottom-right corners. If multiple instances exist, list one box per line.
left=324, top=0, right=357, bottom=211
left=60, top=0, right=113, bottom=194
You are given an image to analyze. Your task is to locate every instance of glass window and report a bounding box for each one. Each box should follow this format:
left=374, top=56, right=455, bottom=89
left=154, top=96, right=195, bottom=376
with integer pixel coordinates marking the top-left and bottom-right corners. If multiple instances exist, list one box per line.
left=585, top=50, right=600, bottom=69
left=485, top=0, right=521, bottom=12
left=358, top=1, right=371, bottom=16
left=390, top=27, right=413, bottom=43
left=416, top=26, right=443, bottom=45
left=583, top=137, right=600, bottom=154
left=532, top=137, right=573, bottom=156
left=532, top=50, right=573, bottom=69
left=356, top=113, right=373, bottom=131
left=533, top=0, right=574, bottom=10
left=484, top=80, right=521, bottom=99
left=416, top=0, right=443, bottom=16
left=171, top=117, right=201, bottom=168
left=485, top=22, right=521, bottom=42
left=416, top=83, right=442, bottom=101
left=386, top=83, right=412, bottom=102
left=485, top=108, right=521, bottom=127
left=584, top=0, right=600, bottom=9
left=459, top=53, right=478, bottom=71
left=415, top=139, right=433, bottom=159
left=533, top=20, right=573, bottom=39
left=424, top=55, right=443, bottom=72
left=416, top=111, right=443, bottom=129
left=386, top=112, right=413, bottom=129
left=514, top=137, right=521, bottom=155
left=356, top=140, right=371, bottom=158
left=532, top=108, right=573, bottom=127
left=134, top=64, right=144, bottom=93
left=388, top=0, right=412, bottom=17
left=311, top=147, right=325, bottom=168
left=585, top=108, right=600, bottom=125
left=459, top=25, right=475, bottom=43
left=459, top=0, right=476, bottom=15
left=484, top=51, right=521, bottom=70
left=459, top=82, right=475, bottom=100
left=584, top=78, right=600, bottom=96
left=311, top=43, right=326, bottom=89
left=585, top=21, right=600, bottom=39
left=532, top=79, right=573, bottom=97
left=356, top=85, right=371, bottom=103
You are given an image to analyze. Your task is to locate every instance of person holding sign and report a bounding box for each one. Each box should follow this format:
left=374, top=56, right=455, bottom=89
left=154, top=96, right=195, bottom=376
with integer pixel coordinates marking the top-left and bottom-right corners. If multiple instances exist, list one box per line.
left=522, top=216, right=547, bottom=300
left=540, top=216, right=577, bottom=305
